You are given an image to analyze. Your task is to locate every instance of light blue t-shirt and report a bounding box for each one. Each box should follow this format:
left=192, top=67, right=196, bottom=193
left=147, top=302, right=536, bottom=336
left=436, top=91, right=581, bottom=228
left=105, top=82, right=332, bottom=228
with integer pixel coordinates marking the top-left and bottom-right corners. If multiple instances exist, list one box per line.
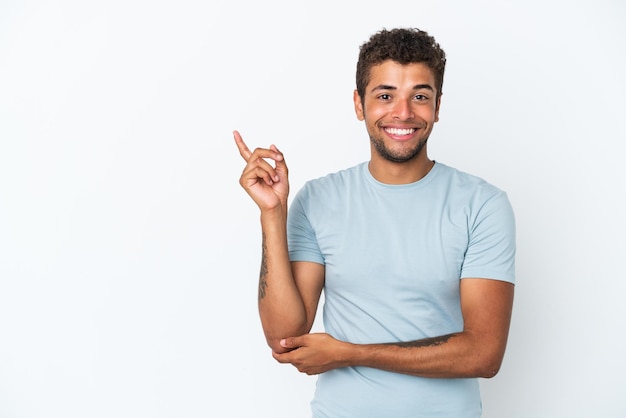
left=287, top=162, right=516, bottom=418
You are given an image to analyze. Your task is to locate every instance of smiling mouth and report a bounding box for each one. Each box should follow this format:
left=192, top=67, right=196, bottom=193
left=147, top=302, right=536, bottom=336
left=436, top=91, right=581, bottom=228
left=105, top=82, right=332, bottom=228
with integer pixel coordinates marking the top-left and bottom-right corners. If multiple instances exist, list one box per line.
left=384, top=127, right=417, bottom=136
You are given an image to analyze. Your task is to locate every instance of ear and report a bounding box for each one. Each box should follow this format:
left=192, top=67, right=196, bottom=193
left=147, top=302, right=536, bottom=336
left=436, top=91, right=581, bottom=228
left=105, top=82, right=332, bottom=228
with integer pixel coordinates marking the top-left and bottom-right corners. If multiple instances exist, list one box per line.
left=434, top=94, right=442, bottom=122
left=353, top=89, right=365, bottom=121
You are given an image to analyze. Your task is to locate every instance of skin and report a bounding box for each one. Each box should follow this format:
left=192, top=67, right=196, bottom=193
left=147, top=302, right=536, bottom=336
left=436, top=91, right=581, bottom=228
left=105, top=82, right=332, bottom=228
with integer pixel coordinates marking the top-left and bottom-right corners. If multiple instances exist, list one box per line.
left=234, top=60, right=514, bottom=379
left=355, top=61, right=439, bottom=184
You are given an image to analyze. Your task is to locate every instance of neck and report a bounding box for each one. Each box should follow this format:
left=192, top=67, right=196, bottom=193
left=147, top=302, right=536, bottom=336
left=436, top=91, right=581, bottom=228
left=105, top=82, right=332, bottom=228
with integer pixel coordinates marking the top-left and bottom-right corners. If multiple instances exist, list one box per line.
left=368, top=153, right=434, bottom=185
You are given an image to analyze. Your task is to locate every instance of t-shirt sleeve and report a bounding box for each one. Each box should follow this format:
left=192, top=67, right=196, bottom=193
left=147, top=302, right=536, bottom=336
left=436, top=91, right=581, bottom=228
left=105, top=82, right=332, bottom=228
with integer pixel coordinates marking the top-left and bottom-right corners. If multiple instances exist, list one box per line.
left=287, top=186, right=325, bottom=265
left=460, top=190, right=516, bottom=284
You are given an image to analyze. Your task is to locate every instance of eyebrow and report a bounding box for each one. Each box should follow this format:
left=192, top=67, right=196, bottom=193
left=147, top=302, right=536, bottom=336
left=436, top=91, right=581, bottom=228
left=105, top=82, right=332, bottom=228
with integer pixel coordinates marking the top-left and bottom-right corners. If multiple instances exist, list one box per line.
left=370, top=84, right=434, bottom=93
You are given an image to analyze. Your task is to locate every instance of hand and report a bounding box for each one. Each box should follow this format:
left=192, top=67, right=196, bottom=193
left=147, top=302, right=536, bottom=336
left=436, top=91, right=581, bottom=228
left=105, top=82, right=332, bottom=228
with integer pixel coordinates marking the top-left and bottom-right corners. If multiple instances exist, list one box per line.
left=234, top=130, right=289, bottom=211
left=272, top=333, right=350, bottom=375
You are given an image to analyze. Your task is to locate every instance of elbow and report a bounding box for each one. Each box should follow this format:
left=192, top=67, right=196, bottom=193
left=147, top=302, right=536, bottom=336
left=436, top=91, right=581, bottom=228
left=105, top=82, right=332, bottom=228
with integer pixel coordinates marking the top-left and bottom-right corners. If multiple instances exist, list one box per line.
left=477, top=363, right=501, bottom=379
left=264, top=327, right=304, bottom=354
left=262, top=318, right=310, bottom=354
left=466, top=337, right=508, bottom=378
left=266, top=338, right=289, bottom=354
left=473, top=354, right=504, bottom=379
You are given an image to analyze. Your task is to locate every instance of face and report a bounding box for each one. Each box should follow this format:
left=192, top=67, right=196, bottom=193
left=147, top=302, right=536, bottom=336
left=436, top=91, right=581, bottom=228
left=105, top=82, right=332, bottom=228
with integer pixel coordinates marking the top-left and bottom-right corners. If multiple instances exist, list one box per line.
left=354, top=61, right=441, bottom=163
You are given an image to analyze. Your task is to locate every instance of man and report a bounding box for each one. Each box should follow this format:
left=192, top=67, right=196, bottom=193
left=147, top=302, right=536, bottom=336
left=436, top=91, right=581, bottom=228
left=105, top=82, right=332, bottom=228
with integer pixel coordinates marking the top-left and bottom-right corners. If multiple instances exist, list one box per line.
left=234, top=27, right=515, bottom=417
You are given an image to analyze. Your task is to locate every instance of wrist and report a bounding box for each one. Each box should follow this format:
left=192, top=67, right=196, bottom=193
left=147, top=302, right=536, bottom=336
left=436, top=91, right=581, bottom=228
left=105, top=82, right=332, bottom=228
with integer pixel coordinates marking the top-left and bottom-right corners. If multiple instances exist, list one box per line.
left=260, top=204, right=287, bottom=224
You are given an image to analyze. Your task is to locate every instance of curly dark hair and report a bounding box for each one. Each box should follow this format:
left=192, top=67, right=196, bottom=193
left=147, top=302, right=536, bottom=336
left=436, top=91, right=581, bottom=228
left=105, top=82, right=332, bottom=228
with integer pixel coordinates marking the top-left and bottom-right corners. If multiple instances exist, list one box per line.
left=356, top=28, right=446, bottom=102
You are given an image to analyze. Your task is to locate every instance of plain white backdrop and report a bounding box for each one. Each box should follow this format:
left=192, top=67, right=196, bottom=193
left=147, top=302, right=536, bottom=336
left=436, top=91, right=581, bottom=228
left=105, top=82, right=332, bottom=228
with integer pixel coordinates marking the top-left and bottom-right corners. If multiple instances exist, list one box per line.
left=1, top=0, right=625, bottom=417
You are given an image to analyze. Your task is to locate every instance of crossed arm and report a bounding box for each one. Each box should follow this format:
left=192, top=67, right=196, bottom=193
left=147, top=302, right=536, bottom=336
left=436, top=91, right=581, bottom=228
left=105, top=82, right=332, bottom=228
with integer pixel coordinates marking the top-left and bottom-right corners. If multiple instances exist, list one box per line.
left=273, top=271, right=514, bottom=379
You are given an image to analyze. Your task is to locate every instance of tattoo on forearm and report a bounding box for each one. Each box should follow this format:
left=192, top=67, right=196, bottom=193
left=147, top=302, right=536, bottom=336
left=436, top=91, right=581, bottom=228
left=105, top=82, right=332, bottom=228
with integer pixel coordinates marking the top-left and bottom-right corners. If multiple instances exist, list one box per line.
left=258, top=232, right=268, bottom=301
left=391, top=333, right=457, bottom=348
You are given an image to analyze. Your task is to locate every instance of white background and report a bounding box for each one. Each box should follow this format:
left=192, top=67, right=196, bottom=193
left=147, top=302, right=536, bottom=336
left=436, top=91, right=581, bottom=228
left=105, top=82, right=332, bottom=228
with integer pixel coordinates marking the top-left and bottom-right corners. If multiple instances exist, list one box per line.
left=1, top=0, right=625, bottom=417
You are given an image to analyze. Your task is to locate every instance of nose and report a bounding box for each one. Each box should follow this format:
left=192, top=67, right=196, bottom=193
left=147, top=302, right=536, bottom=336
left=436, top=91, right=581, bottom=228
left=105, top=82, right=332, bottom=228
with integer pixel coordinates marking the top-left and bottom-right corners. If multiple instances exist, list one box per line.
left=391, top=98, right=414, bottom=120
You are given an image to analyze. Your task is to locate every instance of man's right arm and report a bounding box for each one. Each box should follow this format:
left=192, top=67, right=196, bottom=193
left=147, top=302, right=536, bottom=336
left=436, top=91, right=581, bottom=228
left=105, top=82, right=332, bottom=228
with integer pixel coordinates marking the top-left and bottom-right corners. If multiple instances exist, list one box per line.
left=257, top=208, right=325, bottom=353
left=234, top=131, right=324, bottom=353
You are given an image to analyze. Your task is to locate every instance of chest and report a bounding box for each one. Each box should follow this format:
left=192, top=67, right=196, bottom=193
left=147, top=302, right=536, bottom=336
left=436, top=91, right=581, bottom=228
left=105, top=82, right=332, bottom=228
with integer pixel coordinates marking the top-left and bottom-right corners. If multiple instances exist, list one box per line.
left=312, top=193, right=470, bottom=293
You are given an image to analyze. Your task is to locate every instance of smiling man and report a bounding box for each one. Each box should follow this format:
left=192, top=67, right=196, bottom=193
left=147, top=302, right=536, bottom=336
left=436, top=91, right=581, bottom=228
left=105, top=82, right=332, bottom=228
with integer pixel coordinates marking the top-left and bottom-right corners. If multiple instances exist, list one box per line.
left=356, top=60, right=439, bottom=182
left=235, top=28, right=516, bottom=417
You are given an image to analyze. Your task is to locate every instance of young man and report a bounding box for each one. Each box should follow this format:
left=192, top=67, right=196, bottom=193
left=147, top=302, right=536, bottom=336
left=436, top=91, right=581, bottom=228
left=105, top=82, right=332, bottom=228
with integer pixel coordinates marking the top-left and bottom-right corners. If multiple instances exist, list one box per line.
left=234, top=28, right=515, bottom=417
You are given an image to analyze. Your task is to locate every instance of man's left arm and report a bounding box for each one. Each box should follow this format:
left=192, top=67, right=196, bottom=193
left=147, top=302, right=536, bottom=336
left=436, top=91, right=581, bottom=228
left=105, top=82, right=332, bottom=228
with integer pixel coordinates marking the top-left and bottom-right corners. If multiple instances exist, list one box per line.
left=274, top=277, right=514, bottom=378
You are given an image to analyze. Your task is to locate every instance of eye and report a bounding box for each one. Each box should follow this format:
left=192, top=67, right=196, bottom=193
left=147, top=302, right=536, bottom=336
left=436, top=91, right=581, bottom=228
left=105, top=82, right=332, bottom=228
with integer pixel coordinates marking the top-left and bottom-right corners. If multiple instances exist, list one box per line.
left=414, top=94, right=428, bottom=101
left=377, top=93, right=392, bottom=101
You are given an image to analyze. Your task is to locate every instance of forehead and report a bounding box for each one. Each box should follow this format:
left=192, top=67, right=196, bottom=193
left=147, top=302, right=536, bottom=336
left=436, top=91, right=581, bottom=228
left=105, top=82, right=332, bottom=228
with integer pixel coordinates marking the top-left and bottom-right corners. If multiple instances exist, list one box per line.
left=367, top=60, right=436, bottom=90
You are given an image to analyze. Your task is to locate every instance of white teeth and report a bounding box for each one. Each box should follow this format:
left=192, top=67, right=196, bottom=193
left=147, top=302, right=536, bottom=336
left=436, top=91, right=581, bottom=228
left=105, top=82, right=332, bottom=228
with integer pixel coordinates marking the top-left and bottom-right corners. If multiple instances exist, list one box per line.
left=385, top=128, right=415, bottom=135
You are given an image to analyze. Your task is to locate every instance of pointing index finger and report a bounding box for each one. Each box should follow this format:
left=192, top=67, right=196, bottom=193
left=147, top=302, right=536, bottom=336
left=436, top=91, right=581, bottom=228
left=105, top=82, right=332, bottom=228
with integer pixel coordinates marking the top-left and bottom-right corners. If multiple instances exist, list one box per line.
left=233, top=130, right=252, bottom=161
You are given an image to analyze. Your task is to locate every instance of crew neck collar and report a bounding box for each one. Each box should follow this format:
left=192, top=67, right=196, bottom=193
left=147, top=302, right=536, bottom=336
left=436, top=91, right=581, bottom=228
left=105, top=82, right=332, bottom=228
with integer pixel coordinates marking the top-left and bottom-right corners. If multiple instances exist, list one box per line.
left=362, top=161, right=440, bottom=190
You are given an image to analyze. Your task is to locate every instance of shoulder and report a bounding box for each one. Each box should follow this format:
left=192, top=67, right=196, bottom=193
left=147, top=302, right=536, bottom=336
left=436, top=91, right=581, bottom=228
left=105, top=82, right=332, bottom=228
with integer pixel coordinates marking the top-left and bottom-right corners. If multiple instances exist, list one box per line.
left=435, top=163, right=507, bottom=201
left=298, top=163, right=366, bottom=195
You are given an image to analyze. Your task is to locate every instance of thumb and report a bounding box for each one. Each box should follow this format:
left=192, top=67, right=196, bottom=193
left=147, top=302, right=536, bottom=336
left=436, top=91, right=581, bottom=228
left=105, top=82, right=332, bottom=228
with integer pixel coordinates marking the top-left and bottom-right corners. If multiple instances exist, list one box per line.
left=280, top=336, right=303, bottom=349
left=271, top=145, right=288, bottom=171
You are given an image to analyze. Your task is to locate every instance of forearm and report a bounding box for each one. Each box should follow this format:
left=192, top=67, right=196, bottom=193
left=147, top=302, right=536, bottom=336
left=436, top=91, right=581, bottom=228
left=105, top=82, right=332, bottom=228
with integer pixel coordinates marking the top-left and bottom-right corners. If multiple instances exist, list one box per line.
left=274, top=277, right=513, bottom=379
left=348, top=279, right=514, bottom=379
left=348, top=329, right=506, bottom=379
left=257, top=207, right=308, bottom=352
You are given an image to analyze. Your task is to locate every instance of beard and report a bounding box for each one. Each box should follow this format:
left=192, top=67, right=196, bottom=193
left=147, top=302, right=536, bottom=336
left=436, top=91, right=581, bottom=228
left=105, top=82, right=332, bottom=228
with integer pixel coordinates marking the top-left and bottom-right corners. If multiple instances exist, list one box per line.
left=370, top=134, right=429, bottom=163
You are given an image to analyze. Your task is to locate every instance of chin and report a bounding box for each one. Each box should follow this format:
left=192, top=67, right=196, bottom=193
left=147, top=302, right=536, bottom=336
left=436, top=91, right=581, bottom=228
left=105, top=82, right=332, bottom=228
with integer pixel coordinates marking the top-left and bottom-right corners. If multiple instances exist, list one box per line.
left=372, top=139, right=427, bottom=163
